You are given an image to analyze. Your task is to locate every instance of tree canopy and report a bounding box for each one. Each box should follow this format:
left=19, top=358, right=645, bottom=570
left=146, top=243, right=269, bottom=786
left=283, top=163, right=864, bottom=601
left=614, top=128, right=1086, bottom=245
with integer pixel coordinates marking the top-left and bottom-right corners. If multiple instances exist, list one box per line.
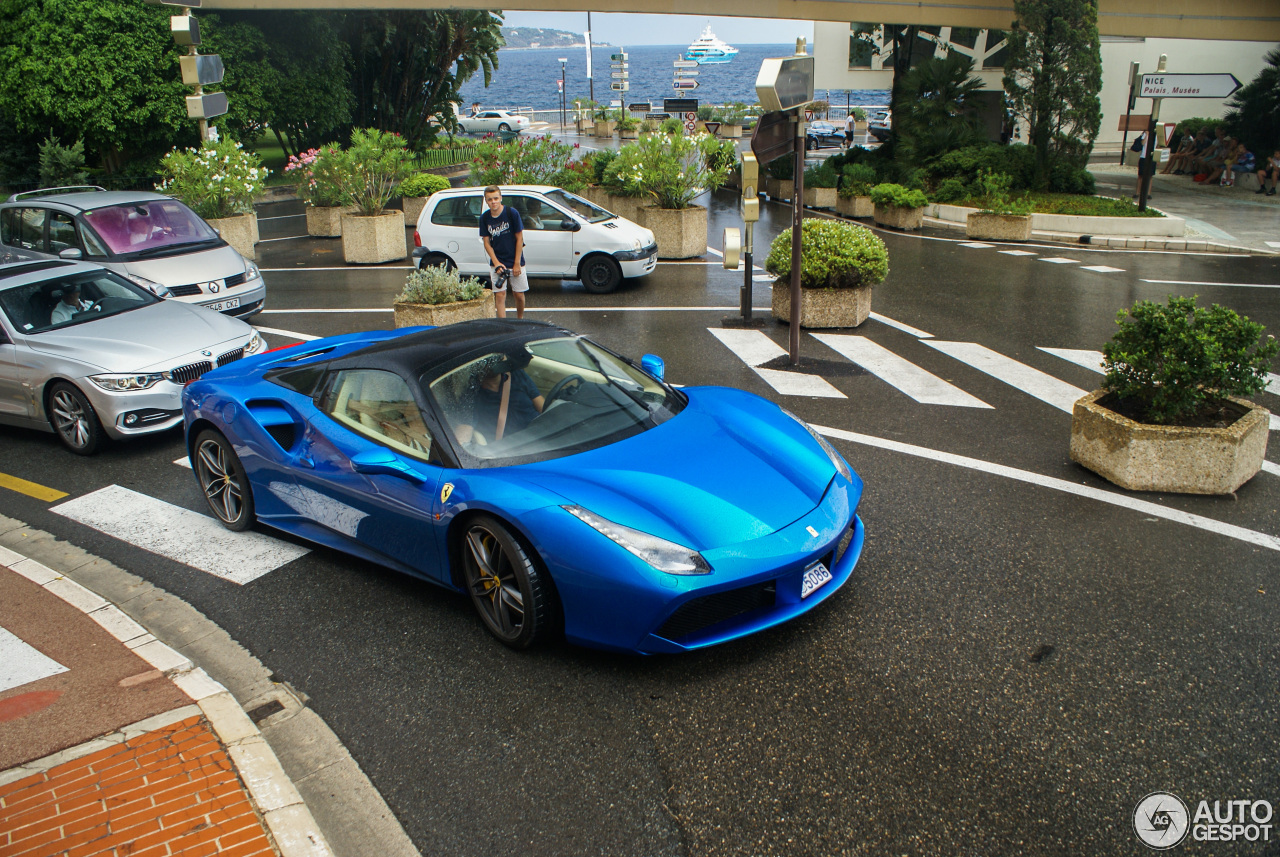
left=1223, top=47, right=1280, bottom=157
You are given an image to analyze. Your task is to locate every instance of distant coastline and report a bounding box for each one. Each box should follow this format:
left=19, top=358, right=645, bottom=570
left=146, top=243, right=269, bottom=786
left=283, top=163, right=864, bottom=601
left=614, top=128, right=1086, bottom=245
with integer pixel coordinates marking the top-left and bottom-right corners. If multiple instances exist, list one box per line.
left=501, top=26, right=611, bottom=50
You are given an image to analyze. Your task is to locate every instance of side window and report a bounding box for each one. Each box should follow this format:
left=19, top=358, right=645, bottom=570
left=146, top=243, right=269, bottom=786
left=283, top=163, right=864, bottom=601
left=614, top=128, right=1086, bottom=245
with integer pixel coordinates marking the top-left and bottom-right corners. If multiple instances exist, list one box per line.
left=15, top=209, right=46, bottom=251
left=323, top=369, right=433, bottom=461
left=506, top=196, right=548, bottom=231
left=430, top=196, right=482, bottom=229
left=0, top=209, right=15, bottom=246
left=48, top=213, right=79, bottom=254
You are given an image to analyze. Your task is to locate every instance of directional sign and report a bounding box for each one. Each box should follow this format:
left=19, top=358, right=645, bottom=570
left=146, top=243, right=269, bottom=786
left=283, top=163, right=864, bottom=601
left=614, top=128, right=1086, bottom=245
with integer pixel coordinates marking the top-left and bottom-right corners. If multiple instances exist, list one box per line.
left=610, top=62, right=629, bottom=69
left=673, top=80, right=699, bottom=90
left=628, top=102, right=652, bottom=113
left=674, top=69, right=699, bottom=77
left=750, top=110, right=795, bottom=164
left=610, top=53, right=628, bottom=61
left=673, top=59, right=699, bottom=69
left=610, top=82, right=629, bottom=92
left=1140, top=73, right=1242, bottom=99
left=611, top=72, right=628, bottom=79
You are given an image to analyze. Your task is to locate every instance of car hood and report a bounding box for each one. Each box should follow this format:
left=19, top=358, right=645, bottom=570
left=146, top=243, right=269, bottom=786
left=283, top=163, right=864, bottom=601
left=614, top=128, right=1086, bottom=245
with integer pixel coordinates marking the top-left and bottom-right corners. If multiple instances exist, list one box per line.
left=517, top=387, right=837, bottom=552
left=120, top=243, right=245, bottom=286
left=26, top=300, right=252, bottom=373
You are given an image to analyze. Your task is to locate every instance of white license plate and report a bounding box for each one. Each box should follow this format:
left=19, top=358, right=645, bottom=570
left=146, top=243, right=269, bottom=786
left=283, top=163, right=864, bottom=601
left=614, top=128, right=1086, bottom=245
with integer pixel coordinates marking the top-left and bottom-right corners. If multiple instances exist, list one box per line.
left=204, top=297, right=240, bottom=312
left=800, top=561, right=833, bottom=599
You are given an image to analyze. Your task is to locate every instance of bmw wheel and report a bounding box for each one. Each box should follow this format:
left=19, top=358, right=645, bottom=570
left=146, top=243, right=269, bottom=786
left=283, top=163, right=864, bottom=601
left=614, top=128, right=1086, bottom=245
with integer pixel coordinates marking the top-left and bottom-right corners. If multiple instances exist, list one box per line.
left=194, top=429, right=255, bottom=531
left=461, top=514, right=555, bottom=648
left=580, top=255, right=622, bottom=294
left=48, top=382, right=104, bottom=455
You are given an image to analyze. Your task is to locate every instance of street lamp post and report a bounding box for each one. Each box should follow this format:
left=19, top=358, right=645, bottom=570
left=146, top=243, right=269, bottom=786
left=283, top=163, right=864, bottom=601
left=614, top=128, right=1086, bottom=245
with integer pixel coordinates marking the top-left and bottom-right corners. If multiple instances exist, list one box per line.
left=559, top=58, right=568, bottom=131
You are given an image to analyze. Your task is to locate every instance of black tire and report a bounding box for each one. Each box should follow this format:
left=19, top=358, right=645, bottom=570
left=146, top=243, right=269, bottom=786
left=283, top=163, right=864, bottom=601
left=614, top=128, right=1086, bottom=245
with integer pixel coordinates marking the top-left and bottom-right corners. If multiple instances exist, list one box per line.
left=579, top=255, right=623, bottom=294
left=47, top=382, right=104, bottom=455
left=498, top=122, right=511, bottom=132
left=460, top=514, right=555, bottom=648
left=419, top=252, right=455, bottom=272
left=805, top=137, right=816, bottom=151
left=193, top=429, right=255, bottom=531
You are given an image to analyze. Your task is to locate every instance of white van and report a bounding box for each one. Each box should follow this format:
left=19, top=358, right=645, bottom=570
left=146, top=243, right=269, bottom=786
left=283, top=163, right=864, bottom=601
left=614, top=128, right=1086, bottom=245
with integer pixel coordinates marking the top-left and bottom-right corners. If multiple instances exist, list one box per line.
left=412, top=185, right=657, bottom=294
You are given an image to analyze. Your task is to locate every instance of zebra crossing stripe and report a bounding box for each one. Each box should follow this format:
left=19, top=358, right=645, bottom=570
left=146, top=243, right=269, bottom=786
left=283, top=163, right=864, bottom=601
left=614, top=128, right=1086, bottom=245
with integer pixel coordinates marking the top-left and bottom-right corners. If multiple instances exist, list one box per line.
left=1039, top=257, right=1081, bottom=264
left=1038, top=347, right=1105, bottom=373
left=924, top=341, right=1088, bottom=413
left=960, top=242, right=995, bottom=248
left=812, top=334, right=991, bottom=408
left=51, top=485, right=310, bottom=585
left=999, top=250, right=1036, bottom=256
left=707, top=329, right=845, bottom=399
left=1080, top=265, right=1125, bottom=273
left=0, top=626, right=68, bottom=693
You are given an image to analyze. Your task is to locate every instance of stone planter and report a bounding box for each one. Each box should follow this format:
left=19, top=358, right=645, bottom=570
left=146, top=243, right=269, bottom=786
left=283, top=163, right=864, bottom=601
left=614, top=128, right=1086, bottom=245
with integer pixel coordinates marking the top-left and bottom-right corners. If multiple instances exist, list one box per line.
left=208, top=212, right=258, bottom=261
left=719, top=124, right=743, bottom=139
left=393, top=291, right=496, bottom=328
left=873, top=204, right=924, bottom=231
left=305, top=205, right=358, bottom=238
left=805, top=187, right=838, bottom=210
left=341, top=210, right=407, bottom=264
left=594, top=120, right=616, bottom=138
left=767, top=178, right=794, bottom=202
left=1069, top=390, right=1270, bottom=494
left=636, top=204, right=707, bottom=259
left=401, top=196, right=430, bottom=227
left=837, top=195, right=873, bottom=218
left=603, top=193, right=643, bottom=223
left=966, top=212, right=1033, bottom=241
left=619, top=127, right=639, bottom=140
left=771, top=282, right=873, bottom=329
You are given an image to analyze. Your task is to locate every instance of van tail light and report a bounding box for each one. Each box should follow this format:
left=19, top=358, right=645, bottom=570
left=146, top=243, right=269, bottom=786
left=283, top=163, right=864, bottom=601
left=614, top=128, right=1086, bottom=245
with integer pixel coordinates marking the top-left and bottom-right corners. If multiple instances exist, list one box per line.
left=413, top=229, right=422, bottom=248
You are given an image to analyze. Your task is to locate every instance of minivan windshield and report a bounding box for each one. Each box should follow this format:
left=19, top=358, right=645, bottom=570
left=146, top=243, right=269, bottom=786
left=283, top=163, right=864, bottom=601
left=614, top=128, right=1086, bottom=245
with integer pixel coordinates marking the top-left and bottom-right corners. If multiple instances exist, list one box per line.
left=0, top=270, right=160, bottom=334
left=427, top=335, right=684, bottom=466
left=82, top=200, right=221, bottom=257
left=541, top=189, right=616, bottom=224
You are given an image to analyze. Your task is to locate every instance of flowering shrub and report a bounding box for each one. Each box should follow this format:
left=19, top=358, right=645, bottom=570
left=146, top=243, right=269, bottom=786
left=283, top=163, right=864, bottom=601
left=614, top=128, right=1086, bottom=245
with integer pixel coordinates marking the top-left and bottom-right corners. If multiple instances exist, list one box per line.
left=601, top=132, right=731, bottom=209
left=398, top=264, right=485, bottom=305
left=765, top=219, right=889, bottom=289
left=158, top=139, right=268, bottom=220
left=284, top=146, right=349, bottom=208
left=327, top=128, right=415, bottom=216
left=470, top=136, right=586, bottom=191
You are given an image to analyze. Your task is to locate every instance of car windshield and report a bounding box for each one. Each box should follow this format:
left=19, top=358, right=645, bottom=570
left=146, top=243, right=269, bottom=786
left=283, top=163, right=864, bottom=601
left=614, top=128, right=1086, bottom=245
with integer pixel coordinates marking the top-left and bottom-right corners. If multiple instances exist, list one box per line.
left=426, top=335, right=684, bottom=466
left=0, top=270, right=160, bottom=334
left=541, top=189, right=615, bottom=223
left=82, top=200, right=220, bottom=257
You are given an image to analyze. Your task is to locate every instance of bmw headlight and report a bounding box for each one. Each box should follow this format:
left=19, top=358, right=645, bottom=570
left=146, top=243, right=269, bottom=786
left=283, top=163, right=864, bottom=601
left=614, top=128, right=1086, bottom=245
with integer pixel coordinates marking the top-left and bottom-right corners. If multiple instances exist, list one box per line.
left=781, top=407, right=851, bottom=482
left=244, top=261, right=261, bottom=281
left=563, top=506, right=710, bottom=575
left=244, top=331, right=265, bottom=354
left=90, top=373, right=165, bottom=392
left=123, top=273, right=172, bottom=298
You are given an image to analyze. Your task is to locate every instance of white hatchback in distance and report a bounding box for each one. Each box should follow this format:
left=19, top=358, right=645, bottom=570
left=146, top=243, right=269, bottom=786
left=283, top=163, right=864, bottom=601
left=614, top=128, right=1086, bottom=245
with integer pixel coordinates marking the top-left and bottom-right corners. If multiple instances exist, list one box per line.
left=457, top=110, right=531, bottom=134
left=412, top=186, right=658, bottom=294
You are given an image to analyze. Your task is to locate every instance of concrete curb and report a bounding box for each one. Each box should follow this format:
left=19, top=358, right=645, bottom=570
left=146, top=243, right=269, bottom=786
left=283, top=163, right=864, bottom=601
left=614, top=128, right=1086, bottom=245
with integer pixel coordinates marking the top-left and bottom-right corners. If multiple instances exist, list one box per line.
left=919, top=213, right=1269, bottom=255
left=0, top=515, right=421, bottom=857
left=0, top=542, right=333, bottom=857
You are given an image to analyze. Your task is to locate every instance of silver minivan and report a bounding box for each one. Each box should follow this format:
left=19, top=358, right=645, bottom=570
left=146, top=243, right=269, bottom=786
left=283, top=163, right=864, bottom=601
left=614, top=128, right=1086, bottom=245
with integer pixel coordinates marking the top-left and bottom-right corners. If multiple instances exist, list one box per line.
left=0, top=187, right=265, bottom=318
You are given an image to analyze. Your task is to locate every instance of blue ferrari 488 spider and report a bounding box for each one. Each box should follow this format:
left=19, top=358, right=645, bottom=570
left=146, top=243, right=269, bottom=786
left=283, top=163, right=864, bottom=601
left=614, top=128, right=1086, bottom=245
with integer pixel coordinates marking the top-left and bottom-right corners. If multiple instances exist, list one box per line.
left=183, top=320, right=864, bottom=653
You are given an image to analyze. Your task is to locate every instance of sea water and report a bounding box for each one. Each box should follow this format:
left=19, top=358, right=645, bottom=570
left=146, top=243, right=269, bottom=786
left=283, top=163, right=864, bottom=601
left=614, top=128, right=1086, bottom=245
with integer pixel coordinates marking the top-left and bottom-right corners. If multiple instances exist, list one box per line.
left=458, top=44, right=889, bottom=112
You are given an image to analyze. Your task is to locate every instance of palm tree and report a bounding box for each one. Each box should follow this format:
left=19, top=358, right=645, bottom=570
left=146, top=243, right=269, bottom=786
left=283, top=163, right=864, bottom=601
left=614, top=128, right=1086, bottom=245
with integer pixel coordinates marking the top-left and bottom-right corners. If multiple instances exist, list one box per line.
left=896, top=52, right=986, bottom=165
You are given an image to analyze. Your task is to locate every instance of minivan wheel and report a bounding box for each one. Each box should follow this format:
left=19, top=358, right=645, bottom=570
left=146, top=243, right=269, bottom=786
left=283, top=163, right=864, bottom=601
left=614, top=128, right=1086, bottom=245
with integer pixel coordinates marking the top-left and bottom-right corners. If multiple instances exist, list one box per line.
left=580, top=256, right=622, bottom=294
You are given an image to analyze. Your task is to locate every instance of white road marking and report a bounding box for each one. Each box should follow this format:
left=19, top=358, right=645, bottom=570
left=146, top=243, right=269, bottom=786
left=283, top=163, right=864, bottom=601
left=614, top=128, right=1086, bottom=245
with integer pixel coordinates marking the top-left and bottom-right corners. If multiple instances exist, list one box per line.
left=707, top=328, right=845, bottom=399
left=811, top=334, right=991, bottom=408
left=1266, top=242, right=1280, bottom=249
left=174, top=456, right=192, bottom=469
left=1038, top=347, right=1105, bottom=373
left=1141, top=279, right=1280, bottom=289
left=868, top=312, right=933, bottom=339
left=258, top=306, right=773, bottom=314
left=256, top=235, right=309, bottom=244
left=0, top=627, right=68, bottom=693
left=253, top=325, right=320, bottom=341
left=1039, top=257, right=1081, bottom=264
left=959, top=242, right=995, bottom=248
left=1080, top=265, right=1125, bottom=273
left=1263, top=460, right=1280, bottom=477
left=257, top=214, right=308, bottom=221
left=817, top=426, right=1280, bottom=553
left=260, top=266, right=412, bottom=272
left=925, top=341, right=1088, bottom=413
left=999, top=250, right=1037, bottom=256
left=1267, top=373, right=1280, bottom=396
left=51, top=486, right=310, bottom=585
left=1273, top=414, right=1280, bottom=432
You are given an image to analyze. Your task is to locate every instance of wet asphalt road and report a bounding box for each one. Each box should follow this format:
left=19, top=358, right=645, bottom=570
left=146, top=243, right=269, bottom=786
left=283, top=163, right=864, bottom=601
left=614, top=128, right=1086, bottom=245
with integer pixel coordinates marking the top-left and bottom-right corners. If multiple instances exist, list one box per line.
left=2, top=191, right=1278, bottom=856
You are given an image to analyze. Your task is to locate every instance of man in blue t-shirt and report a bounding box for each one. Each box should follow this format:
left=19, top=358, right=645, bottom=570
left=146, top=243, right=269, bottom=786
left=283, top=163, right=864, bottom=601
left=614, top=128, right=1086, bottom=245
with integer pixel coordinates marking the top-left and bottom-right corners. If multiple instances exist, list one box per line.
left=478, top=186, right=529, bottom=318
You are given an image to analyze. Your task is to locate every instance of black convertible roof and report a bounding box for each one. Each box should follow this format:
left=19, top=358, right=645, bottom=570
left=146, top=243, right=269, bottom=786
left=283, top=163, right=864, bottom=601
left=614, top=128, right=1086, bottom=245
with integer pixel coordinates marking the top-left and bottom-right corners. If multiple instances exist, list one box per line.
left=332, top=318, right=573, bottom=377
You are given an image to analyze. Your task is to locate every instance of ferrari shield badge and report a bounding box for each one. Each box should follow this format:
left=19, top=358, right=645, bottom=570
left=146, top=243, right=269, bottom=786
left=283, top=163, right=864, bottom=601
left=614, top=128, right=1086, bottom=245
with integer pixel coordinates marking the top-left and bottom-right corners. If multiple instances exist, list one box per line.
left=440, top=483, right=454, bottom=505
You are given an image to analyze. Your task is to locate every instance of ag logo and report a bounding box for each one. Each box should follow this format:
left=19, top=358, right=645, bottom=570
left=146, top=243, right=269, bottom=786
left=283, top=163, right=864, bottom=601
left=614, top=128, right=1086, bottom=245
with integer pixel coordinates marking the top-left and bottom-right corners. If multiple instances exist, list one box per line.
left=1134, top=792, right=1189, bottom=850
left=440, top=483, right=454, bottom=504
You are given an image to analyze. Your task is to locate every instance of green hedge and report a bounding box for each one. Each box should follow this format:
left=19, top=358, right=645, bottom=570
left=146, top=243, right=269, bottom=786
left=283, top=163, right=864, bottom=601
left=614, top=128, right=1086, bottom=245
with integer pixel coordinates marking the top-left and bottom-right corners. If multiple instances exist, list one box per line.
left=399, top=172, right=451, bottom=197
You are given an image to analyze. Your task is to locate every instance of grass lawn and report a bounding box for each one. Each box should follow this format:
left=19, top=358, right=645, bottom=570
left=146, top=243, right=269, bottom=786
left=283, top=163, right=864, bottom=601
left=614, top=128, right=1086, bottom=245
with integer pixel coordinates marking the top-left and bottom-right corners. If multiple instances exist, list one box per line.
left=248, top=135, right=294, bottom=187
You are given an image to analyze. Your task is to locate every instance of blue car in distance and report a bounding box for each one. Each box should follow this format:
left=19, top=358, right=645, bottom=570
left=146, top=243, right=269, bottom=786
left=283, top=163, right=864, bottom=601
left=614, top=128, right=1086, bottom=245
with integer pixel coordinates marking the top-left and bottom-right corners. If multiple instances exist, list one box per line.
left=182, top=320, right=864, bottom=654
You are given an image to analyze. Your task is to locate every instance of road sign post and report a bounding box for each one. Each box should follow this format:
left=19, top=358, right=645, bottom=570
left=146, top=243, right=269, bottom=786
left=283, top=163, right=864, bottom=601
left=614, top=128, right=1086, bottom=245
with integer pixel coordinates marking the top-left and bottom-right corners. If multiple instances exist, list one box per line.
left=1137, top=56, right=1168, bottom=212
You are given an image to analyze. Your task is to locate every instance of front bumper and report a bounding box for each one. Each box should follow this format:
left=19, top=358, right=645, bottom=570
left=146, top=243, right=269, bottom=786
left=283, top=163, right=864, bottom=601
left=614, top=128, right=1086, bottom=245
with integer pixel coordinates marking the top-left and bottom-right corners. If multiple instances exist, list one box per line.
left=616, top=244, right=658, bottom=279
left=80, top=382, right=186, bottom=440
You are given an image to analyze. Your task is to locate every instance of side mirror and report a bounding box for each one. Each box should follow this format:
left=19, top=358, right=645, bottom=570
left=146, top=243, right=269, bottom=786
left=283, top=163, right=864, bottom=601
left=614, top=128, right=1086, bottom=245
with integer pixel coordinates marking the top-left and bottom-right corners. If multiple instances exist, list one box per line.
left=640, top=354, right=665, bottom=381
left=351, top=448, right=429, bottom=483
left=58, top=248, right=83, bottom=260
left=561, top=219, right=580, bottom=232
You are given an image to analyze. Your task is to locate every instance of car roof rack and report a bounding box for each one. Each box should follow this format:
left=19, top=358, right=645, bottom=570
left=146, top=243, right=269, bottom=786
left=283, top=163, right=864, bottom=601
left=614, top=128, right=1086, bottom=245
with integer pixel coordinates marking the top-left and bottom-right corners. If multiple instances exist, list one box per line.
left=6, top=186, right=107, bottom=203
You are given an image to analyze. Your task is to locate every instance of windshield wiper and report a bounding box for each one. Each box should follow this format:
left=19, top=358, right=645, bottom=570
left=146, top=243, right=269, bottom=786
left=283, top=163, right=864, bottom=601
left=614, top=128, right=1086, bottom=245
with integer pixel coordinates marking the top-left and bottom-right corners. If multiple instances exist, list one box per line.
left=128, top=238, right=220, bottom=259
left=575, top=337, right=653, bottom=416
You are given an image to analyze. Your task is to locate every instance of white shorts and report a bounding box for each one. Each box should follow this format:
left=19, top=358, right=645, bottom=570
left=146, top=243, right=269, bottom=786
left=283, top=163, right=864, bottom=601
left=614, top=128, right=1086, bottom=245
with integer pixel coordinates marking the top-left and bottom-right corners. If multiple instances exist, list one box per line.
left=490, top=267, right=529, bottom=293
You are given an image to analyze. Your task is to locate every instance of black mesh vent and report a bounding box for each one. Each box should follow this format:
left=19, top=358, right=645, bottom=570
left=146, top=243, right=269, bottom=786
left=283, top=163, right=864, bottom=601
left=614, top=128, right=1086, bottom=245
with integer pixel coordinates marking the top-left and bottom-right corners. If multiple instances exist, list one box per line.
left=168, top=283, right=203, bottom=297
left=658, top=581, right=777, bottom=641
left=169, top=361, right=212, bottom=385
left=224, top=272, right=247, bottom=288
left=265, top=423, right=297, bottom=451
left=217, top=347, right=244, bottom=367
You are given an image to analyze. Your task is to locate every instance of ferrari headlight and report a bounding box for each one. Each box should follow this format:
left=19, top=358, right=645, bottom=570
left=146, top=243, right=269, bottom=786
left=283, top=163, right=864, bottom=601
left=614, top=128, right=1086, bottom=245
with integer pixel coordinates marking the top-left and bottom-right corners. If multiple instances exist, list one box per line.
left=244, top=261, right=261, bottom=281
left=563, top=506, right=710, bottom=575
left=123, top=273, right=172, bottom=298
left=245, top=332, right=265, bottom=354
left=781, top=407, right=851, bottom=482
left=90, top=373, right=165, bottom=392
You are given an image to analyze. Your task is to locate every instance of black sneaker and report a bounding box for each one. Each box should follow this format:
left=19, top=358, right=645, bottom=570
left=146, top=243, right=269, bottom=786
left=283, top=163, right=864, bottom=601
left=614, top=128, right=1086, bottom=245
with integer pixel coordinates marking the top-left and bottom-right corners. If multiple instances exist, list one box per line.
left=1257, top=186, right=1268, bottom=194
left=1269, top=188, right=1277, bottom=196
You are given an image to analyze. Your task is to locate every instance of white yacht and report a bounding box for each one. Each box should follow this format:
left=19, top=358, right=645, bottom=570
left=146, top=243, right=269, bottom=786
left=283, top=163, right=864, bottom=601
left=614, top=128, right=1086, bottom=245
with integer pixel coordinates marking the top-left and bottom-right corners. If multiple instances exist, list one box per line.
left=685, top=25, right=738, bottom=64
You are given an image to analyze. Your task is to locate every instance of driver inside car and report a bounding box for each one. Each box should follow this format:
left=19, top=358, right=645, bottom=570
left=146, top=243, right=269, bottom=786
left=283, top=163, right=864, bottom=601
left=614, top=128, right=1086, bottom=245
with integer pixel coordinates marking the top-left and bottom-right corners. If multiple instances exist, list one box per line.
left=454, top=354, right=545, bottom=445
left=50, top=283, right=91, bottom=325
